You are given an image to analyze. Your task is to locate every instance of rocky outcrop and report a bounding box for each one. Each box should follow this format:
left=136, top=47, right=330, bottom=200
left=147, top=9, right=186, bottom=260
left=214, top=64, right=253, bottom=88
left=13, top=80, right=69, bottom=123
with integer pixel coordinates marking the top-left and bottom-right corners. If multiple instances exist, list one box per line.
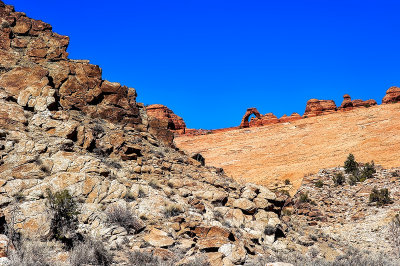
left=249, top=112, right=280, bottom=127
left=339, top=94, right=377, bottom=111
left=303, top=99, right=337, bottom=117
left=279, top=113, right=302, bottom=123
left=339, top=94, right=353, bottom=109
left=146, top=104, right=186, bottom=134
left=0, top=2, right=141, bottom=129
left=382, top=86, right=400, bottom=104
left=240, top=107, right=262, bottom=128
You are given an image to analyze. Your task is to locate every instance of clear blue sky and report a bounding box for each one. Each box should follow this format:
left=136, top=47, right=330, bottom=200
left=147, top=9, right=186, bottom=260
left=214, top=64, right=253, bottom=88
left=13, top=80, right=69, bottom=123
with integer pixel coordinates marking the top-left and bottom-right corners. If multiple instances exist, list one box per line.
left=8, top=0, right=400, bottom=129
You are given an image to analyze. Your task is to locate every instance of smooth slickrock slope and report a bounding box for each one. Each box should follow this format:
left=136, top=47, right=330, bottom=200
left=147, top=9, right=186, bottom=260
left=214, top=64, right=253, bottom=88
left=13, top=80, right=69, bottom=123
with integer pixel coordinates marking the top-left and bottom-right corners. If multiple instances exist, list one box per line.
left=175, top=103, right=400, bottom=191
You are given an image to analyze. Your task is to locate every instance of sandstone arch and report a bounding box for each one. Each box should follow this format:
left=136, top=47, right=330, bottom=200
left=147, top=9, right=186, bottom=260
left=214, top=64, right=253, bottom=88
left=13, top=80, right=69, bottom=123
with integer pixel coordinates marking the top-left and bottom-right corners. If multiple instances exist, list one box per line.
left=240, top=108, right=262, bottom=128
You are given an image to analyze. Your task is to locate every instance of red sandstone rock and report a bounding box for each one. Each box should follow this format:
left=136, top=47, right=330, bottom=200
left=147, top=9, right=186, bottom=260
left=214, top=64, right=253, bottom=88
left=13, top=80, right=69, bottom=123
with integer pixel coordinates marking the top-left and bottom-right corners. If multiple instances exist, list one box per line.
left=304, top=99, right=337, bottom=117
left=279, top=113, right=302, bottom=123
left=339, top=94, right=377, bottom=111
left=240, top=108, right=261, bottom=128
left=146, top=104, right=186, bottom=133
left=249, top=113, right=279, bottom=127
left=382, top=86, right=400, bottom=104
left=352, top=99, right=377, bottom=108
left=339, top=94, right=353, bottom=109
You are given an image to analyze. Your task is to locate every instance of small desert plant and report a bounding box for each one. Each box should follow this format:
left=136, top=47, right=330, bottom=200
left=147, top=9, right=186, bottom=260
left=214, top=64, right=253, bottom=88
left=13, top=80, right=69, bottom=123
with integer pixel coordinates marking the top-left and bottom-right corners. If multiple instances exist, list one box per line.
left=164, top=203, right=183, bottom=218
left=264, top=225, right=275, bottom=235
left=284, top=179, right=291, bottom=185
left=46, top=189, right=79, bottom=244
left=392, top=171, right=399, bottom=177
left=14, top=192, right=25, bottom=202
left=389, top=213, right=400, bottom=257
left=369, top=187, right=391, bottom=206
left=8, top=241, right=52, bottom=266
left=70, top=237, right=112, bottom=266
left=126, top=250, right=161, bottom=266
left=148, top=179, right=160, bottom=189
left=360, top=161, right=376, bottom=180
left=124, top=191, right=136, bottom=202
left=314, top=180, right=324, bottom=188
left=282, top=208, right=292, bottom=216
left=333, top=172, right=345, bottom=186
left=344, top=153, right=359, bottom=174
left=138, top=186, right=146, bottom=198
left=348, top=174, right=359, bottom=186
left=298, top=192, right=311, bottom=203
left=105, top=203, right=143, bottom=233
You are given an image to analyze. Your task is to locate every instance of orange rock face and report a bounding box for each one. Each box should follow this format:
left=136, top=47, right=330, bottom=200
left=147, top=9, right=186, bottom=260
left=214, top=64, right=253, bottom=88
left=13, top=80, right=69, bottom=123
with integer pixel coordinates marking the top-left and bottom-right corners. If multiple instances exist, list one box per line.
left=382, top=86, right=400, bottom=104
left=146, top=104, right=186, bottom=134
left=175, top=103, right=400, bottom=192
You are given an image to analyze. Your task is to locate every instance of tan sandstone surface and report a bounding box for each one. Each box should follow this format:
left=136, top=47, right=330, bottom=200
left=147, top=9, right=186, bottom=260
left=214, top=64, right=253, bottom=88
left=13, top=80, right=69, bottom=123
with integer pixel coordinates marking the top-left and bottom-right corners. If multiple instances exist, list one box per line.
left=175, top=103, right=400, bottom=191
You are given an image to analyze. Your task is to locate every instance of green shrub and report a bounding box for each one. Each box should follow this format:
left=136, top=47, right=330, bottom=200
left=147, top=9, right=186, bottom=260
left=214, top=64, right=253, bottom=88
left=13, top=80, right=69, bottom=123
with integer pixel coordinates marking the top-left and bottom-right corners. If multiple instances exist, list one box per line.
left=299, top=192, right=311, bottom=203
left=314, top=180, right=323, bottom=188
left=360, top=161, right=376, bottom=180
left=333, top=173, right=345, bottom=186
left=369, top=187, right=391, bottom=206
left=45, top=189, right=79, bottom=243
left=344, top=153, right=358, bottom=174
left=348, top=174, right=358, bottom=186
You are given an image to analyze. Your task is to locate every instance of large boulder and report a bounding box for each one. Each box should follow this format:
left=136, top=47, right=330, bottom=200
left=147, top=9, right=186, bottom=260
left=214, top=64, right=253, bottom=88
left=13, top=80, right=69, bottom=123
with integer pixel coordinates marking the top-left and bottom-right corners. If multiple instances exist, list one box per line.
left=303, top=99, right=337, bottom=117
left=382, top=86, right=400, bottom=104
left=146, top=104, right=186, bottom=134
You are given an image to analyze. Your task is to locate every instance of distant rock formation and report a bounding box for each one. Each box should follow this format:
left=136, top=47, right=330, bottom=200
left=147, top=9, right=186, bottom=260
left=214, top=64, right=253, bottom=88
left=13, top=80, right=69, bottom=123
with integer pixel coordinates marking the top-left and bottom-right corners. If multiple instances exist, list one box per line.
left=146, top=104, right=186, bottom=134
left=304, top=99, right=337, bottom=117
left=240, top=107, right=262, bottom=128
left=339, top=94, right=377, bottom=111
left=382, top=86, right=400, bottom=104
left=279, top=113, right=302, bottom=123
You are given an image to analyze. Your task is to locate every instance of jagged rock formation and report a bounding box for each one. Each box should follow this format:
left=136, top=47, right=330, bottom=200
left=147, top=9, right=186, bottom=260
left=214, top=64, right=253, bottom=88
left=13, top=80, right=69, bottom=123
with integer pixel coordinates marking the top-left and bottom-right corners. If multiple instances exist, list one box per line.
left=303, top=99, right=337, bottom=117
left=0, top=1, right=294, bottom=265
left=146, top=104, right=186, bottom=134
left=240, top=108, right=301, bottom=129
left=382, top=86, right=400, bottom=104
left=339, top=94, right=377, bottom=111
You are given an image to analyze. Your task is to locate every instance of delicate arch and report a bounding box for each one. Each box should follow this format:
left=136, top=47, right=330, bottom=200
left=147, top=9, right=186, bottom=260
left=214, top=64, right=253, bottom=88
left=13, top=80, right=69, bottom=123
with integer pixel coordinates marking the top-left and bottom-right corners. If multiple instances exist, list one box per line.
left=240, top=108, right=262, bottom=128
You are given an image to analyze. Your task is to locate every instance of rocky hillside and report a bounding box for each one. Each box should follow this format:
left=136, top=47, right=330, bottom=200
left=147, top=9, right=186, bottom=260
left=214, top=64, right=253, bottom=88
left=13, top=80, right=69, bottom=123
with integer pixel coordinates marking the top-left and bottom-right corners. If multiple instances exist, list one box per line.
left=1, top=1, right=400, bottom=266
left=0, top=1, right=296, bottom=265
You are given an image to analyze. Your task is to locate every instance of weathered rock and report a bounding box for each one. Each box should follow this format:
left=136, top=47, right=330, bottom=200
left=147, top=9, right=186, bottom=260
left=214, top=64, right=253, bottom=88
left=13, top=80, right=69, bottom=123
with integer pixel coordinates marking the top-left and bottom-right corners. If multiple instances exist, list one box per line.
left=240, top=107, right=262, bottom=128
left=146, top=104, right=186, bottom=134
left=339, top=94, right=353, bottom=109
left=279, top=113, right=302, bottom=123
left=143, top=228, right=175, bottom=247
left=382, top=86, right=400, bottom=104
left=304, top=99, right=337, bottom=117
